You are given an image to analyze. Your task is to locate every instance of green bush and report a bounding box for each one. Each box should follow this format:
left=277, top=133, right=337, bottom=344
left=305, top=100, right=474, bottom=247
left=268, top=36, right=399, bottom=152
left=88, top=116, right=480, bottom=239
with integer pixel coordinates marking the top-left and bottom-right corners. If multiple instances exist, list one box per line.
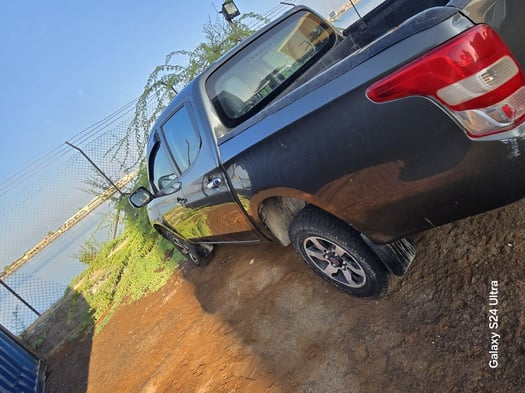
left=71, top=167, right=182, bottom=333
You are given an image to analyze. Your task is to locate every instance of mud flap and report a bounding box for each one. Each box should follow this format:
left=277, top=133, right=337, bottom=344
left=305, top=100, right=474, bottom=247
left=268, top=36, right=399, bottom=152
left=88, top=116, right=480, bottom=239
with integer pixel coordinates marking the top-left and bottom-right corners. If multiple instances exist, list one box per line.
left=361, top=235, right=416, bottom=276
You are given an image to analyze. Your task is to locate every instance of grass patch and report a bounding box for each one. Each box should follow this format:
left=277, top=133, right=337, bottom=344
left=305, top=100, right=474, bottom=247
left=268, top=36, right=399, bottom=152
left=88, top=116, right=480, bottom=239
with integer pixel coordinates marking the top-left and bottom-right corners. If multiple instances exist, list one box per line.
left=71, top=204, right=182, bottom=334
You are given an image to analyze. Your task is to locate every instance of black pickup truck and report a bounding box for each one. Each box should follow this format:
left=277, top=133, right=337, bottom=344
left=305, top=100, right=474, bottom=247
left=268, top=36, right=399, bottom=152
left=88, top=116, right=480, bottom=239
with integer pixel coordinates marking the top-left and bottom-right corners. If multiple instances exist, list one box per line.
left=130, top=0, right=525, bottom=297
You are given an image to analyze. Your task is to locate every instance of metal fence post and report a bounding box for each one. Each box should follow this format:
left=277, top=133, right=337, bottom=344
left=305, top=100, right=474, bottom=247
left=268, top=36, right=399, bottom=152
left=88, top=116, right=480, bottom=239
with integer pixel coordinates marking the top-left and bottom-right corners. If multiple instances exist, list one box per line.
left=0, top=279, right=41, bottom=317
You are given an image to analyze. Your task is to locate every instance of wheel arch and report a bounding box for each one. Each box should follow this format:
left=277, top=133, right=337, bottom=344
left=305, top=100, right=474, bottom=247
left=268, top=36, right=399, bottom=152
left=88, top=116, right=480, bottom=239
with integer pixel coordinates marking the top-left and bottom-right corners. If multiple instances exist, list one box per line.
left=258, top=196, right=307, bottom=246
left=255, top=190, right=353, bottom=246
left=256, top=195, right=416, bottom=276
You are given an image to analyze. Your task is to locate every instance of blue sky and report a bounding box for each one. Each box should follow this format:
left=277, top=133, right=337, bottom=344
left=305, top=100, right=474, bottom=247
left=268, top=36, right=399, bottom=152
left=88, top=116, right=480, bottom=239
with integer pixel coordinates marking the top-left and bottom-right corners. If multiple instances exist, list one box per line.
left=0, top=0, right=341, bottom=186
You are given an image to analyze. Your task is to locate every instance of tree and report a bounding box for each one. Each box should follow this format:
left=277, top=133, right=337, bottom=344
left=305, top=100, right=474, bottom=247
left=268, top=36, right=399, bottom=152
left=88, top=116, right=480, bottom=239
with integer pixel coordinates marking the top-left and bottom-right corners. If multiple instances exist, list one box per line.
left=122, top=12, right=267, bottom=161
left=89, top=12, right=266, bottom=206
left=69, top=13, right=272, bottom=331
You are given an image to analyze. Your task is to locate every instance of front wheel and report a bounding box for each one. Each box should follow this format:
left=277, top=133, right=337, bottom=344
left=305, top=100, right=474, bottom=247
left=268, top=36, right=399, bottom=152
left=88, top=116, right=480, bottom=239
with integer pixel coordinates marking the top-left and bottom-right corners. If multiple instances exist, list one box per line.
left=176, top=241, right=213, bottom=267
left=159, top=228, right=213, bottom=267
left=289, top=207, right=388, bottom=298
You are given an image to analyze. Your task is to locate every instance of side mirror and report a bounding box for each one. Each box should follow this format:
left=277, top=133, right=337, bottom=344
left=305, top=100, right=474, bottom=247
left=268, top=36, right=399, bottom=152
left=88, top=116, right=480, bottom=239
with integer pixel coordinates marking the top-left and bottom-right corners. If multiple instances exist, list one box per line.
left=129, top=187, right=154, bottom=208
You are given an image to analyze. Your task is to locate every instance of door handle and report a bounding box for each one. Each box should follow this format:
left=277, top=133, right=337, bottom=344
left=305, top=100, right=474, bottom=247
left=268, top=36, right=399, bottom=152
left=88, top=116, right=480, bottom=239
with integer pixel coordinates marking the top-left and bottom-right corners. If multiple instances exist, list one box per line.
left=207, top=177, right=222, bottom=190
left=176, top=197, right=188, bottom=205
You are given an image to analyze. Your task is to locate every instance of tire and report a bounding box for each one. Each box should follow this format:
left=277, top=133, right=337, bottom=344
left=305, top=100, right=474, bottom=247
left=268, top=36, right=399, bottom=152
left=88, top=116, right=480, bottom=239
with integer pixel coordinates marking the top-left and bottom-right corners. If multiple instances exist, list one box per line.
left=289, top=206, right=388, bottom=298
left=159, top=228, right=213, bottom=267
left=177, top=241, right=213, bottom=267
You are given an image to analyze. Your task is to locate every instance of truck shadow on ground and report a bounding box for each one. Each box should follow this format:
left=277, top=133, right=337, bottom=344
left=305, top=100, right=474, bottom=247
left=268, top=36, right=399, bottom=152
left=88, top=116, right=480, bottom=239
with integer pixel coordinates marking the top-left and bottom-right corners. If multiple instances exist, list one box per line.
left=181, top=200, right=525, bottom=392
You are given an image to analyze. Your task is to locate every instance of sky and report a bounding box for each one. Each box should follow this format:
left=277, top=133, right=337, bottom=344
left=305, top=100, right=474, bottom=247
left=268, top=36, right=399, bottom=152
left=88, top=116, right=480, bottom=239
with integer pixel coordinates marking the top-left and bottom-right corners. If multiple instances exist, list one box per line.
left=0, top=0, right=343, bottom=186
left=0, top=0, right=354, bottom=271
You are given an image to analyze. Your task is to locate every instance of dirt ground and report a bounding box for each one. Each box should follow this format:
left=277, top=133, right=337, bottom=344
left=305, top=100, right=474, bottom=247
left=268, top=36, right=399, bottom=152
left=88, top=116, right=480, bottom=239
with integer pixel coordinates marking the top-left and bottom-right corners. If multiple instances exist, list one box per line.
left=39, top=199, right=525, bottom=392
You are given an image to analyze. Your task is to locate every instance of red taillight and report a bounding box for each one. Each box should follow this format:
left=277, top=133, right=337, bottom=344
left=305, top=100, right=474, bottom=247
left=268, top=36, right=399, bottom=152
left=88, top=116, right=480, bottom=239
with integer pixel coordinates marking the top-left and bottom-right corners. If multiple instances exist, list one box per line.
left=366, top=25, right=525, bottom=139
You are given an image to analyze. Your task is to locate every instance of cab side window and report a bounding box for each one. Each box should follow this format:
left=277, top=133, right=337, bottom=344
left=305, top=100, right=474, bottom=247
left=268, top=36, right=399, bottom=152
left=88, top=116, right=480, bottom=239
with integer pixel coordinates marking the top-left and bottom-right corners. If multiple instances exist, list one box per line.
left=162, top=105, right=200, bottom=173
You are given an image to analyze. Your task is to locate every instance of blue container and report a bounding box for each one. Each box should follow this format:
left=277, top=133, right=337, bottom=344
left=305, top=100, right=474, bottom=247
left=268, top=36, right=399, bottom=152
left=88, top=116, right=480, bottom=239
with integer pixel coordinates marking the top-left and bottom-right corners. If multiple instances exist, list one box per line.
left=0, top=325, right=46, bottom=393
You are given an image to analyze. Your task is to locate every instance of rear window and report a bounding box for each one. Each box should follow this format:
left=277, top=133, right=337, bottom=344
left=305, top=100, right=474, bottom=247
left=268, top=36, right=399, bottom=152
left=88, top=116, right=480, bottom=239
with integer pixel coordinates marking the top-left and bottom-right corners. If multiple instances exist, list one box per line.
left=206, top=10, right=336, bottom=129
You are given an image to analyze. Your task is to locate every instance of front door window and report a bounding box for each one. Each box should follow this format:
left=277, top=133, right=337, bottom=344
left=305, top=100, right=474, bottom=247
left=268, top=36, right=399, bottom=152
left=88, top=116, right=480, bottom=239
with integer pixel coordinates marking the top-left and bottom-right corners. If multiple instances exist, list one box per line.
left=162, top=105, right=200, bottom=173
left=150, top=144, right=178, bottom=193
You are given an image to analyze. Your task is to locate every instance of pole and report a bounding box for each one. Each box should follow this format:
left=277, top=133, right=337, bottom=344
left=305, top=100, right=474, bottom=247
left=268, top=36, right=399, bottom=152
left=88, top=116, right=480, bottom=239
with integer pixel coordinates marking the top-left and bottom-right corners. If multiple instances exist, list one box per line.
left=348, top=0, right=367, bottom=31
left=65, top=141, right=125, bottom=197
left=0, top=279, right=41, bottom=317
left=349, top=0, right=363, bottom=20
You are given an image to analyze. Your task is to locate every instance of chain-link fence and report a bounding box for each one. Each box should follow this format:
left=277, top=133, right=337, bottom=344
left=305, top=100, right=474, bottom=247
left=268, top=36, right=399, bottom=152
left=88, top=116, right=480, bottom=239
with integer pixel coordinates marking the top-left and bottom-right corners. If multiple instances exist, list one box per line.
left=0, top=97, right=157, bottom=335
left=0, top=3, right=298, bottom=336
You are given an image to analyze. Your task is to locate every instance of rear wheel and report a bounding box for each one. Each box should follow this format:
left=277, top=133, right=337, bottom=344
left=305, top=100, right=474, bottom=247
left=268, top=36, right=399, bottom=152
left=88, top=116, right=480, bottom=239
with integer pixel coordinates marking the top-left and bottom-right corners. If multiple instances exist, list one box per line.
left=289, top=207, right=388, bottom=297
